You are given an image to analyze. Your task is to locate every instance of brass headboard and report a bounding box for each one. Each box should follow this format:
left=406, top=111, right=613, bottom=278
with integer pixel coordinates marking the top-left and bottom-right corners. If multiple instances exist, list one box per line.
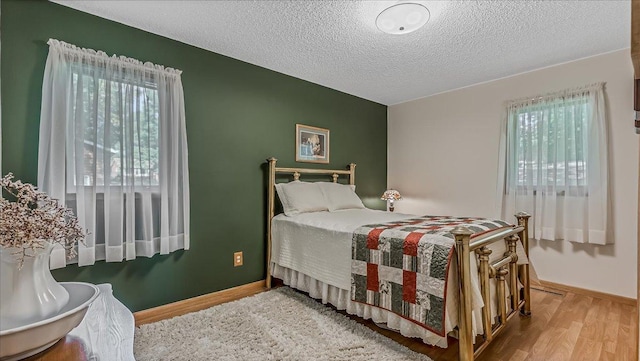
left=265, top=157, right=356, bottom=288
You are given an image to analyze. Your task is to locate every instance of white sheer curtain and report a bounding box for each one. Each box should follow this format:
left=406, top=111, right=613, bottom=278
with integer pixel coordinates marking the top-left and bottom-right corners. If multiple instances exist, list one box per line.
left=497, top=83, right=612, bottom=244
left=38, top=39, right=190, bottom=268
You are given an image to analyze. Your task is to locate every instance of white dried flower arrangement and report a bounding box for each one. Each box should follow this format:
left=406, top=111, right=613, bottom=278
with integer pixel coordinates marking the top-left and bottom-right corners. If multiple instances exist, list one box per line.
left=0, top=173, right=85, bottom=265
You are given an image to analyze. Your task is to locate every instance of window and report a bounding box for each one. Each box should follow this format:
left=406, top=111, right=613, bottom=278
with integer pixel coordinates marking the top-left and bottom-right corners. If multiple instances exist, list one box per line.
left=69, top=72, right=160, bottom=188
left=38, top=39, right=190, bottom=268
left=499, top=83, right=612, bottom=244
left=510, top=97, right=589, bottom=194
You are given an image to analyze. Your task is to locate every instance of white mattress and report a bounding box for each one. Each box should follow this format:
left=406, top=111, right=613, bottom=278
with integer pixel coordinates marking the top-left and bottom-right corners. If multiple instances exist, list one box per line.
left=271, top=208, right=527, bottom=347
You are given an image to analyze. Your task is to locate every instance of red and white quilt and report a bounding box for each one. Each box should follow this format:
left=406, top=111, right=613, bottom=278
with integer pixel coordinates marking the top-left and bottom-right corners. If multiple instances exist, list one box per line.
left=350, top=215, right=513, bottom=336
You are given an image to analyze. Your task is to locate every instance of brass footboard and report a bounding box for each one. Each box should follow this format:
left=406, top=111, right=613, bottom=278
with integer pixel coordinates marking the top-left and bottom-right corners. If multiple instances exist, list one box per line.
left=452, top=212, right=531, bottom=361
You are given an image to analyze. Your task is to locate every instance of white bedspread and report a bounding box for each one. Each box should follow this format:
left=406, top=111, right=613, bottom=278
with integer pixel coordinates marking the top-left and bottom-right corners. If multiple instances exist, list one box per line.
left=271, top=209, right=528, bottom=347
left=272, top=209, right=411, bottom=290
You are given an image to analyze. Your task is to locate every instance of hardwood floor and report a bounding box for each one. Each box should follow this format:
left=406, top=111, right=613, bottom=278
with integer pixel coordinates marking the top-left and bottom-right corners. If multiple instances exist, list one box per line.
left=27, top=280, right=633, bottom=360
left=345, top=287, right=638, bottom=361
left=23, top=336, right=90, bottom=361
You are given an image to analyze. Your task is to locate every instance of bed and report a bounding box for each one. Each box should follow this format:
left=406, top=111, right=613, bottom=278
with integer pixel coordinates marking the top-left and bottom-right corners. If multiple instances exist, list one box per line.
left=265, top=158, right=532, bottom=361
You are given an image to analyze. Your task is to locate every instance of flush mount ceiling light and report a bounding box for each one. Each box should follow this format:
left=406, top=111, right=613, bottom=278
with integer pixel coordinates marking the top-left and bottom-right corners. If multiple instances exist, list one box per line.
left=376, top=3, right=430, bottom=35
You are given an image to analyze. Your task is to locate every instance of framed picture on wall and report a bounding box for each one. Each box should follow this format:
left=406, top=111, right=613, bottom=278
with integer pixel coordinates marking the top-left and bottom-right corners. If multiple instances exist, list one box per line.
left=296, top=124, right=330, bottom=164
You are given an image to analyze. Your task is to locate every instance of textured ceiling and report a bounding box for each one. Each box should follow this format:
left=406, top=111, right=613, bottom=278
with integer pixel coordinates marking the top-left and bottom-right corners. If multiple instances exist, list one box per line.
left=53, top=1, right=630, bottom=105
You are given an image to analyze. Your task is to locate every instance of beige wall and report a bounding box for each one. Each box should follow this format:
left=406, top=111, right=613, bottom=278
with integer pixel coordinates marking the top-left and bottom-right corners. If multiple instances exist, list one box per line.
left=388, top=49, right=638, bottom=298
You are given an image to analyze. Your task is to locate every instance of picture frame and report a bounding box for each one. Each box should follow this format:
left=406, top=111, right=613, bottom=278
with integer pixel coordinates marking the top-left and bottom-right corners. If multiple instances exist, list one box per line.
left=295, top=124, right=330, bottom=164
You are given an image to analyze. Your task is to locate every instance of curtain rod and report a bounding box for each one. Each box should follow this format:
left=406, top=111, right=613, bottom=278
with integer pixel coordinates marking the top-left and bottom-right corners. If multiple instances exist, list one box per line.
left=47, top=39, right=182, bottom=77
left=505, top=82, right=605, bottom=108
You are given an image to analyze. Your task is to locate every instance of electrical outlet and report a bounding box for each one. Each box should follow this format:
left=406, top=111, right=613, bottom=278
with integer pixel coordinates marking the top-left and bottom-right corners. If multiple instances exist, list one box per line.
left=233, top=251, right=243, bottom=267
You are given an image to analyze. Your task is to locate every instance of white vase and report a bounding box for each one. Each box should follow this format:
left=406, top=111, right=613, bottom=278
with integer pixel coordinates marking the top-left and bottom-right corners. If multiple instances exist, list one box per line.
left=0, top=242, right=70, bottom=328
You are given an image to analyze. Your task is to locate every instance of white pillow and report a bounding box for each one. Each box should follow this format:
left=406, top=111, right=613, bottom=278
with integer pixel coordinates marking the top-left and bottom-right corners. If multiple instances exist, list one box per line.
left=317, top=182, right=366, bottom=211
left=275, top=181, right=328, bottom=216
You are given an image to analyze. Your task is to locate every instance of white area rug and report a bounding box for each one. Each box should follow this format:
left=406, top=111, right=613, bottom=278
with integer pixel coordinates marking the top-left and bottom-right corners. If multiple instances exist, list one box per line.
left=134, top=287, right=432, bottom=361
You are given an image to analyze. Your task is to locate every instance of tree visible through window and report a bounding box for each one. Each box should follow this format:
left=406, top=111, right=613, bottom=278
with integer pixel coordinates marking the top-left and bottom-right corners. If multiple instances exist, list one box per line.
left=71, top=73, right=160, bottom=187
left=510, top=96, right=589, bottom=193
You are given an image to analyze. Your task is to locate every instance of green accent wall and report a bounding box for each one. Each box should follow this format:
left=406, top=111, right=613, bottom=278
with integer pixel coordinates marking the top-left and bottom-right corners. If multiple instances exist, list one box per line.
left=1, top=0, right=387, bottom=312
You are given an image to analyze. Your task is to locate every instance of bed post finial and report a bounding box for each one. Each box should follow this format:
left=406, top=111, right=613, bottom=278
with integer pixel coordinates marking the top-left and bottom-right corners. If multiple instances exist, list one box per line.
left=514, top=212, right=530, bottom=252
left=348, top=163, right=356, bottom=185
left=452, top=226, right=474, bottom=361
left=496, top=267, right=509, bottom=324
left=515, top=212, right=531, bottom=317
